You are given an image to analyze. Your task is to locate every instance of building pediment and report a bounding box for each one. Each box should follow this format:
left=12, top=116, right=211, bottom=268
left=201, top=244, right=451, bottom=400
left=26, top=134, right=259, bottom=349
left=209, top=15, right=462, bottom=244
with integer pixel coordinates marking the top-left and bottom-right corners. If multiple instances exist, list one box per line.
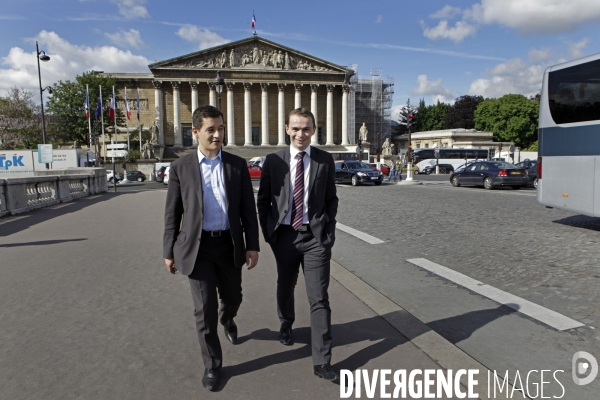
left=149, top=36, right=348, bottom=75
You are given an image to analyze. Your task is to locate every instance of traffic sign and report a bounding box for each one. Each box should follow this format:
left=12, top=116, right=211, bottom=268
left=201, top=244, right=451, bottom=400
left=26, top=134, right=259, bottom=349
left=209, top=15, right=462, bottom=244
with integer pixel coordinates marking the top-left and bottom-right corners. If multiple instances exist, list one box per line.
left=107, top=150, right=128, bottom=158
left=106, top=144, right=128, bottom=150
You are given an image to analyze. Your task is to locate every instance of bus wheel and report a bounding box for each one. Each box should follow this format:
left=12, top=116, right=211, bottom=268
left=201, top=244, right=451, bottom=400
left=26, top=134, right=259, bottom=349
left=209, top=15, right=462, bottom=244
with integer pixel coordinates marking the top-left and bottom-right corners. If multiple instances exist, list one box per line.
left=484, top=177, right=494, bottom=190
left=351, top=175, right=360, bottom=186
left=451, top=176, right=460, bottom=187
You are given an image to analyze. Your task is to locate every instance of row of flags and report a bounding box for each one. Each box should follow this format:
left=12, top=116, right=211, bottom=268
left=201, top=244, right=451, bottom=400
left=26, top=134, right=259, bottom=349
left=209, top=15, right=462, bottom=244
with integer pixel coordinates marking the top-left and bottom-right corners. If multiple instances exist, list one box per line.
left=84, top=86, right=140, bottom=122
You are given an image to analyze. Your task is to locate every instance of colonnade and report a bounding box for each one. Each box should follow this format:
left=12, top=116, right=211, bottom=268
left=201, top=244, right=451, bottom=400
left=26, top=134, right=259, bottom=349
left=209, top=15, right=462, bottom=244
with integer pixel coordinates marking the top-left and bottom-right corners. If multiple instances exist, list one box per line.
left=152, top=80, right=350, bottom=147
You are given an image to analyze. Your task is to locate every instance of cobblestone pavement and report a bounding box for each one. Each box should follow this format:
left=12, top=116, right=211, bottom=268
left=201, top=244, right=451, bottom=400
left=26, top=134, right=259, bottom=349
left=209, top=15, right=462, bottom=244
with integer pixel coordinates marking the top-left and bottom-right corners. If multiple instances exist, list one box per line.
left=331, top=181, right=599, bottom=398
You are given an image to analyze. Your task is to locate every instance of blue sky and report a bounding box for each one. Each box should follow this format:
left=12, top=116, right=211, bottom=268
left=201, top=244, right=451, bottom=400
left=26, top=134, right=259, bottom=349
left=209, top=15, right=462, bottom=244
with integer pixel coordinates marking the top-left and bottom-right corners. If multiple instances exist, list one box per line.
left=2, top=0, right=600, bottom=119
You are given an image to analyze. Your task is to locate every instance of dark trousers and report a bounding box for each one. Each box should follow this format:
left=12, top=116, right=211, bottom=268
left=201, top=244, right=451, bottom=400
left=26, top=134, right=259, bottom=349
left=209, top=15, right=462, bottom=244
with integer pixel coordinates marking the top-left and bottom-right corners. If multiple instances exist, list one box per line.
left=271, top=225, right=333, bottom=365
left=188, top=230, right=241, bottom=370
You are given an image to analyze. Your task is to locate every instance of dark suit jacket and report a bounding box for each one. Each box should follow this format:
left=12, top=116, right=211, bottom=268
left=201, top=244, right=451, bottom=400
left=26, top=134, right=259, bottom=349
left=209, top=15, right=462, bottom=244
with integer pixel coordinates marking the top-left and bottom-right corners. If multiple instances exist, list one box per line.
left=163, top=150, right=260, bottom=276
left=257, top=146, right=338, bottom=247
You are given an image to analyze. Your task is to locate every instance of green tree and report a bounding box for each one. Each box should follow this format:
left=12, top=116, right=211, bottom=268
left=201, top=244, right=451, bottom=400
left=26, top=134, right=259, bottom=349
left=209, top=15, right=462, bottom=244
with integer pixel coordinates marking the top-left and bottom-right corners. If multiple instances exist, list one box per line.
left=46, top=71, right=126, bottom=146
left=474, top=94, right=539, bottom=148
left=416, top=99, right=451, bottom=132
left=444, top=95, right=483, bottom=129
left=0, top=87, right=42, bottom=150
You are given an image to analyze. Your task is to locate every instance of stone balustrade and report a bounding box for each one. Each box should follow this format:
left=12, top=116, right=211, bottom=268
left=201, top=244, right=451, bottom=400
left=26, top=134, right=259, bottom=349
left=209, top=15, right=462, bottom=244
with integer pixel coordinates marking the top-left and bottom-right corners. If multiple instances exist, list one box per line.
left=0, top=168, right=107, bottom=217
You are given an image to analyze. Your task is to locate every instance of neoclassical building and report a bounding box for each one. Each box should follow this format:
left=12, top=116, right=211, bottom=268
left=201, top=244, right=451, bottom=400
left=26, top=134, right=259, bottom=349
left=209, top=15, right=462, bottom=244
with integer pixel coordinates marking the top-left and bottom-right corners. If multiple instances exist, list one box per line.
left=105, top=35, right=355, bottom=155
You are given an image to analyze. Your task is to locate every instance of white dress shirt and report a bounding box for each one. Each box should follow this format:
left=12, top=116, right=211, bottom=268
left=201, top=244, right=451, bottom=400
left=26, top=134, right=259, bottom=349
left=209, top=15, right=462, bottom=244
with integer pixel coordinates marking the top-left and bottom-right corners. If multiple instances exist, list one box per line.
left=198, top=148, right=229, bottom=231
left=283, top=146, right=311, bottom=225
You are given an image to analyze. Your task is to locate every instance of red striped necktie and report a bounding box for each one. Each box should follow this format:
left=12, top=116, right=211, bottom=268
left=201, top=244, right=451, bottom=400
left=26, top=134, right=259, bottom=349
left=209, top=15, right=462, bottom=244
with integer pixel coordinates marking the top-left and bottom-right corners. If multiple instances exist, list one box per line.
left=291, top=151, right=306, bottom=230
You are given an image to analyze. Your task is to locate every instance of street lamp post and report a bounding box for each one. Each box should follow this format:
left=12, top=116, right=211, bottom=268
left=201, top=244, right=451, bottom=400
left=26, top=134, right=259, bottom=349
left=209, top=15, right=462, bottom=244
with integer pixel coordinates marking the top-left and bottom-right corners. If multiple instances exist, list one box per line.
left=36, top=41, right=51, bottom=169
left=214, top=71, right=225, bottom=144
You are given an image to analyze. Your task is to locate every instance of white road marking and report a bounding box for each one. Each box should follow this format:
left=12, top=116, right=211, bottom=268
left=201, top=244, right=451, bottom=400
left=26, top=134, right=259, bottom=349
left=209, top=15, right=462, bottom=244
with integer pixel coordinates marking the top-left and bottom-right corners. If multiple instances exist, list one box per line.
left=336, top=223, right=385, bottom=244
left=407, top=258, right=584, bottom=331
left=47, top=203, right=75, bottom=210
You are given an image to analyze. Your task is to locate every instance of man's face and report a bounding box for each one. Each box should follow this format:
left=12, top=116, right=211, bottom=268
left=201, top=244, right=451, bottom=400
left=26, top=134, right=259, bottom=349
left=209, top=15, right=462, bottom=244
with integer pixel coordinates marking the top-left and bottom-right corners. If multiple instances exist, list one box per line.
left=193, top=116, right=224, bottom=155
left=286, top=115, right=315, bottom=151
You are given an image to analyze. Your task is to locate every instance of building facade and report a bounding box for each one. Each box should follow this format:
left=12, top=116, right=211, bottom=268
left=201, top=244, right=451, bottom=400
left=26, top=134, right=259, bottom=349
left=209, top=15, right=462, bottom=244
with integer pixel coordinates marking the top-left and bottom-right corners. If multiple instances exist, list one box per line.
left=104, top=36, right=355, bottom=154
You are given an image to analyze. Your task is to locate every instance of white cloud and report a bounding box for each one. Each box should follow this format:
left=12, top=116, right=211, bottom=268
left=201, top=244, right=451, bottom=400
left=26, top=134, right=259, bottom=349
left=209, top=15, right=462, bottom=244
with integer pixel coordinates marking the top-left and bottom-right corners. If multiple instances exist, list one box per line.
left=0, top=14, right=26, bottom=20
left=375, top=15, right=383, bottom=24
left=111, top=0, right=150, bottom=20
left=176, top=25, right=229, bottom=50
left=567, top=38, right=590, bottom=59
left=0, top=31, right=150, bottom=97
left=411, top=74, right=455, bottom=104
left=422, top=20, right=476, bottom=43
left=430, top=5, right=462, bottom=20
left=105, top=29, right=144, bottom=49
left=466, top=0, right=600, bottom=34
left=467, top=58, right=545, bottom=99
left=528, top=47, right=552, bottom=63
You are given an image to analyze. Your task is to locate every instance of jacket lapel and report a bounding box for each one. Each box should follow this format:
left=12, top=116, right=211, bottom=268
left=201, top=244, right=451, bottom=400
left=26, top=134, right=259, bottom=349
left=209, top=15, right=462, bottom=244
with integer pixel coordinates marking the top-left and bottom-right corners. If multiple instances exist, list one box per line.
left=308, top=147, right=320, bottom=196
left=222, top=151, right=232, bottom=209
left=189, top=151, right=203, bottom=208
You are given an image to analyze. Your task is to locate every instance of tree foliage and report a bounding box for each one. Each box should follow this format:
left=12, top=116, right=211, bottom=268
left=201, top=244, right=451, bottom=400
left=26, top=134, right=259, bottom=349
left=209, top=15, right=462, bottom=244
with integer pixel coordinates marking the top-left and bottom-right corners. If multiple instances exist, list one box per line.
left=444, top=95, right=483, bottom=129
left=0, top=87, right=42, bottom=150
left=474, top=94, right=539, bottom=148
left=397, top=99, right=418, bottom=130
left=46, top=71, right=126, bottom=146
left=416, top=99, right=451, bottom=132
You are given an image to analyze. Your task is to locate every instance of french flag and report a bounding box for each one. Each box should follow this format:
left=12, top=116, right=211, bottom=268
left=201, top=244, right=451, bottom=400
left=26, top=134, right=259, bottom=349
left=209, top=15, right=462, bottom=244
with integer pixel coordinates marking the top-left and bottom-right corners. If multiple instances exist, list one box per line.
left=108, top=86, right=116, bottom=121
left=136, top=88, right=140, bottom=121
left=125, top=88, right=131, bottom=120
left=85, top=86, right=90, bottom=120
left=252, top=12, right=256, bottom=29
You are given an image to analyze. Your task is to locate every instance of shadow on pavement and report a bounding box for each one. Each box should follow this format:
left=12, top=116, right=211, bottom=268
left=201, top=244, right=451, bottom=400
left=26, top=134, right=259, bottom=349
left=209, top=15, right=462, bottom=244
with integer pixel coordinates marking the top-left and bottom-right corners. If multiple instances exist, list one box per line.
left=552, top=215, right=600, bottom=232
left=0, top=238, right=87, bottom=247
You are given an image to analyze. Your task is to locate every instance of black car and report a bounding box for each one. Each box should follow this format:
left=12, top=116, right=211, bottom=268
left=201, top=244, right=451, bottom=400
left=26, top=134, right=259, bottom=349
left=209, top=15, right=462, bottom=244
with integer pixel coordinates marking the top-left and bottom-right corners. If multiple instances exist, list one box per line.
left=155, top=166, right=167, bottom=182
left=126, top=171, right=147, bottom=182
left=335, top=161, right=383, bottom=186
left=449, top=161, right=528, bottom=190
left=422, top=164, right=454, bottom=175
left=514, top=160, right=538, bottom=188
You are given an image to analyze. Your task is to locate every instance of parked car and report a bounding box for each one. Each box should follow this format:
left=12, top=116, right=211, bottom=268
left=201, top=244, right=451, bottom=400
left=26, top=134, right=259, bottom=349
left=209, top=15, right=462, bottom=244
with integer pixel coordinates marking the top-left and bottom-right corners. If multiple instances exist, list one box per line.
left=248, top=156, right=265, bottom=167
left=514, top=160, right=538, bottom=188
left=163, top=167, right=171, bottom=185
left=126, top=171, right=146, bottom=182
left=155, top=166, right=167, bottom=182
left=106, top=170, right=122, bottom=183
left=248, top=164, right=262, bottom=179
left=449, top=161, right=528, bottom=190
left=335, top=160, right=383, bottom=186
left=422, top=164, right=454, bottom=175
left=367, top=163, right=390, bottom=175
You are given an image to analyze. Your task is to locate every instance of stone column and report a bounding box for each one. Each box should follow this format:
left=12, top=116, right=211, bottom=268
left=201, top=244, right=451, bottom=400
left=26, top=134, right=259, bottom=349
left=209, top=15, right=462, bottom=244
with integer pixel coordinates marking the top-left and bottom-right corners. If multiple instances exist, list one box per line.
left=294, top=83, right=302, bottom=109
left=208, top=82, right=216, bottom=106
left=191, top=82, right=199, bottom=146
left=261, top=83, right=270, bottom=146
left=153, top=80, right=164, bottom=145
left=326, top=84, right=334, bottom=145
left=278, top=83, right=286, bottom=146
left=244, top=82, right=253, bottom=146
left=172, top=81, right=182, bottom=147
left=226, top=82, right=235, bottom=146
left=310, top=84, right=319, bottom=145
left=341, top=85, right=349, bottom=146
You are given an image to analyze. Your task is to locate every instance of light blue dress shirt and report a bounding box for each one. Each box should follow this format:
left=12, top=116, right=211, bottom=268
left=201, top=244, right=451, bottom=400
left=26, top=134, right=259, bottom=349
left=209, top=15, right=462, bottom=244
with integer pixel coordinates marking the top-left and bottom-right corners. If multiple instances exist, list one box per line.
left=198, top=148, right=229, bottom=231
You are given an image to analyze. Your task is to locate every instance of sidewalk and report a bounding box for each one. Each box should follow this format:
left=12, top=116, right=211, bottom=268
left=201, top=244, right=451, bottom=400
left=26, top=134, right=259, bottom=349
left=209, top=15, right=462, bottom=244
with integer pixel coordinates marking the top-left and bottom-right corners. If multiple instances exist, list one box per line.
left=0, top=190, right=458, bottom=399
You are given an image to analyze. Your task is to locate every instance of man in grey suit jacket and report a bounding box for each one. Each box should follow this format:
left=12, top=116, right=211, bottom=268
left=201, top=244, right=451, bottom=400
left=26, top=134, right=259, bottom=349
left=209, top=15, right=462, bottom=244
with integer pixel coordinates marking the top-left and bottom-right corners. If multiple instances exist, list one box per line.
left=163, top=105, right=259, bottom=391
left=257, top=108, right=339, bottom=381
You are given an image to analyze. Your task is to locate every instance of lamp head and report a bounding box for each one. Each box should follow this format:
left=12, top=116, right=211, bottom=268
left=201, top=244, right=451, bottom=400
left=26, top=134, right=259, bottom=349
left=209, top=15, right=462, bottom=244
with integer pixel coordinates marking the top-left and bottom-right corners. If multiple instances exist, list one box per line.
left=39, top=52, right=50, bottom=62
left=214, top=71, right=225, bottom=95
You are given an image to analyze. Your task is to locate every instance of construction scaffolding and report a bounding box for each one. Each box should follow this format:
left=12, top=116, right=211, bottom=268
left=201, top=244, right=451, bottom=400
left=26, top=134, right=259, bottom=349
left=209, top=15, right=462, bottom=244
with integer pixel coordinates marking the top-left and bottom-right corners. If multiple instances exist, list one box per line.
left=348, top=66, right=394, bottom=156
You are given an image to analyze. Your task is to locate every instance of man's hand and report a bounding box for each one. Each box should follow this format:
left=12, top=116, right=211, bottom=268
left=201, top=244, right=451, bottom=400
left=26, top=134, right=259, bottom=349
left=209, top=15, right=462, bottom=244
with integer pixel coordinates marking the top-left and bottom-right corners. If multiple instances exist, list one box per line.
left=245, top=251, right=259, bottom=270
left=164, top=258, right=177, bottom=274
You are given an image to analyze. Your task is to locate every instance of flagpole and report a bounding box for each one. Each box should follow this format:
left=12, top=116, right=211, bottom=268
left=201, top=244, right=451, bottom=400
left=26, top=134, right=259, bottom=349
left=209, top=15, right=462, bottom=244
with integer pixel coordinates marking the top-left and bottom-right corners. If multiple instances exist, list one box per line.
left=86, top=84, right=92, bottom=164
left=100, top=86, right=106, bottom=163
left=126, top=87, right=130, bottom=154
left=138, top=88, right=142, bottom=158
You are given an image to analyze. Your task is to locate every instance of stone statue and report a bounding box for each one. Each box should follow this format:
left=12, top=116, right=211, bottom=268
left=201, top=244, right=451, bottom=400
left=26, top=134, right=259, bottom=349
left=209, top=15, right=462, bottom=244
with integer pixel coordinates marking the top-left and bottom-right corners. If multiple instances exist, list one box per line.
left=150, top=122, right=159, bottom=144
left=284, top=52, right=291, bottom=69
left=382, top=138, right=394, bottom=156
left=359, top=123, right=368, bottom=142
left=241, top=54, right=251, bottom=67
left=143, top=140, right=154, bottom=159
left=276, top=51, right=284, bottom=68
left=261, top=50, right=269, bottom=66
left=253, top=46, right=260, bottom=64
left=229, top=49, right=236, bottom=67
left=221, top=50, right=227, bottom=68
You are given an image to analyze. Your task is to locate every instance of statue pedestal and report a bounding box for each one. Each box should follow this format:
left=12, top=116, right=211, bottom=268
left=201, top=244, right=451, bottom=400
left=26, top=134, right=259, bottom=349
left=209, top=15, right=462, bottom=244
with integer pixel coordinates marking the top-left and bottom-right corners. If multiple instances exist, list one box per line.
left=153, top=144, right=165, bottom=161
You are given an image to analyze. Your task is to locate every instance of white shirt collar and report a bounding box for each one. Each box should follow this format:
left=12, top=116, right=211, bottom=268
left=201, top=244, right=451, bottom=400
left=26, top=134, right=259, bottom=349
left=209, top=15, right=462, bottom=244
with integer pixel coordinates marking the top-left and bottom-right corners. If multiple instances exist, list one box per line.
left=290, top=145, right=311, bottom=160
left=197, top=147, right=222, bottom=163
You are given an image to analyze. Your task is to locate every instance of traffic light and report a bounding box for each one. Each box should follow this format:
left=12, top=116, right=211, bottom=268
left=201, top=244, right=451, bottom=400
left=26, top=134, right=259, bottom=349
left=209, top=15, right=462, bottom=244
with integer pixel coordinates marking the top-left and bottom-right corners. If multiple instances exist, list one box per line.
left=407, top=113, right=417, bottom=130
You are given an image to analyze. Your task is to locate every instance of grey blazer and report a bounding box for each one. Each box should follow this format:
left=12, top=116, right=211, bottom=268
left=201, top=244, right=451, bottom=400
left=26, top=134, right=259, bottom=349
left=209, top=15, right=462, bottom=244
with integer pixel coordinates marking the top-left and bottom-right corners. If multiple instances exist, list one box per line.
left=257, top=146, right=338, bottom=247
left=163, top=150, right=260, bottom=276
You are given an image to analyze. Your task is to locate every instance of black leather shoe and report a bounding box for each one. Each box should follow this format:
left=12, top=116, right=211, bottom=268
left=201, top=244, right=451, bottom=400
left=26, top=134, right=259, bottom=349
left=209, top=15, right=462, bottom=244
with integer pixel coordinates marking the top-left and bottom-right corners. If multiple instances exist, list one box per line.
left=202, top=368, right=219, bottom=391
left=223, top=320, right=238, bottom=345
left=278, top=327, right=293, bottom=345
left=314, top=364, right=338, bottom=381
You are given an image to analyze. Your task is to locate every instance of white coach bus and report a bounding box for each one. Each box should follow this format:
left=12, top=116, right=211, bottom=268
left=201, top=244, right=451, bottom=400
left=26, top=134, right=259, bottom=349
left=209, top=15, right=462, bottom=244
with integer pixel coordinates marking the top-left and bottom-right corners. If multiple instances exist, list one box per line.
left=412, top=148, right=489, bottom=173
left=537, top=52, right=600, bottom=217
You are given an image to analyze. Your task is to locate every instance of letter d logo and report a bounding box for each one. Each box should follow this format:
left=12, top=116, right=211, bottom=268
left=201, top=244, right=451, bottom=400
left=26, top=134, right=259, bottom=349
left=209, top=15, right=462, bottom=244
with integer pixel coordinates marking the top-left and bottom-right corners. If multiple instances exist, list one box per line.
left=572, top=351, right=598, bottom=385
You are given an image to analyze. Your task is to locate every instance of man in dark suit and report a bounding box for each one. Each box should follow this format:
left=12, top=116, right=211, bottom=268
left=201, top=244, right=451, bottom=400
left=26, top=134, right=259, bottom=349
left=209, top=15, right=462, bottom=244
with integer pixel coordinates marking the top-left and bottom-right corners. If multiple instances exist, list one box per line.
left=163, top=105, right=259, bottom=391
left=257, top=108, right=339, bottom=381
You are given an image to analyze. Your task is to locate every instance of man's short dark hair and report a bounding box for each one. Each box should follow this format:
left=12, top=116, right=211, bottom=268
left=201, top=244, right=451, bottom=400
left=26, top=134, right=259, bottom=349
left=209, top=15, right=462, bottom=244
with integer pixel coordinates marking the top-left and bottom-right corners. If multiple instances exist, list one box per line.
left=286, top=107, right=316, bottom=128
left=192, top=105, right=224, bottom=129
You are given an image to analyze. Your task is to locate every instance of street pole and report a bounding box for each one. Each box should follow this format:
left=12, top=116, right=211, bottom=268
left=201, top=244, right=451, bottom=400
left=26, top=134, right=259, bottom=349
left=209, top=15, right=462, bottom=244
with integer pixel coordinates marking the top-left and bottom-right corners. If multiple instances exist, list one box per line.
left=36, top=41, right=50, bottom=170
left=406, top=127, right=413, bottom=181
